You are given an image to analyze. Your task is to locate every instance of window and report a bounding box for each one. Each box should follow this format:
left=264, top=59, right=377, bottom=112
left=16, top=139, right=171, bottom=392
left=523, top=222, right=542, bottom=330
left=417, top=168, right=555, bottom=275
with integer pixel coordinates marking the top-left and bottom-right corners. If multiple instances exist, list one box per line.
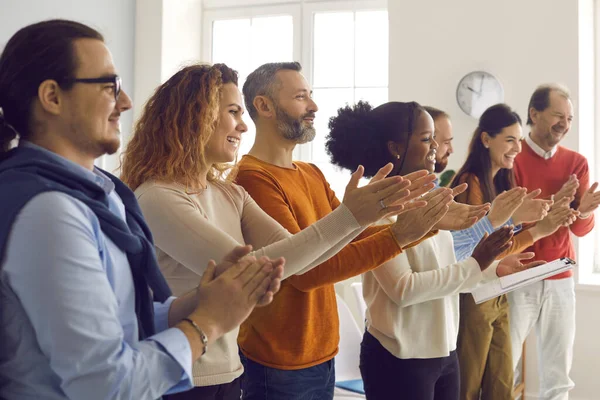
left=203, top=0, right=388, bottom=197
left=577, top=0, right=600, bottom=285
left=203, top=5, right=300, bottom=157
left=305, top=3, right=389, bottom=197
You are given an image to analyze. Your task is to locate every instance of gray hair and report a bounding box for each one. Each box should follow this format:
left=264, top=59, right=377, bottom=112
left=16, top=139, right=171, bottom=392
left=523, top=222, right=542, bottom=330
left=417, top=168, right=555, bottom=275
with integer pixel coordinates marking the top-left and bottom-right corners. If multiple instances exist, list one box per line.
left=526, top=83, right=571, bottom=125
left=242, top=62, right=302, bottom=121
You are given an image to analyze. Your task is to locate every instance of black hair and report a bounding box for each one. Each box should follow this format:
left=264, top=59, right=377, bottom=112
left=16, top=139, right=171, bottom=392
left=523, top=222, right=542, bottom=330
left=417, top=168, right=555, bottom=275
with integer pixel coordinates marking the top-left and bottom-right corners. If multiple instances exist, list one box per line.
left=0, top=19, right=103, bottom=152
left=326, top=100, right=425, bottom=178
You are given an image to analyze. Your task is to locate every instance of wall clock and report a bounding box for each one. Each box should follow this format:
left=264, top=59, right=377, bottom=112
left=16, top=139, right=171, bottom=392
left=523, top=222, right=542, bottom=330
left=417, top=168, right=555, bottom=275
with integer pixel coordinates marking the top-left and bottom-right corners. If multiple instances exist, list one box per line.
left=456, top=71, right=504, bottom=119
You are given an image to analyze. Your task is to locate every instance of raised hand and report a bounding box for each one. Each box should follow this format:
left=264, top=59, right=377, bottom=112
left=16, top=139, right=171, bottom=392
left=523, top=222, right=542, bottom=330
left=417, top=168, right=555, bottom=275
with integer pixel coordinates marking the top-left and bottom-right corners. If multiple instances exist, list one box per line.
left=255, top=258, right=284, bottom=307
left=471, top=226, right=514, bottom=271
left=433, top=183, right=490, bottom=230
left=342, top=164, right=413, bottom=225
left=529, top=196, right=580, bottom=240
left=391, top=187, right=453, bottom=247
left=190, top=251, right=285, bottom=346
left=434, top=202, right=489, bottom=231
left=215, top=244, right=253, bottom=277
left=496, top=252, right=546, bottom=277
left=400, top=170, right=437, bottom=202
left=554, top=174, right=579, bottom=204
left=487, top=187, right=527, bottom=228
left=512, top=189, right=553, bottom=225
left=213, top=245, right=285, bottom=307
left=371, top=168, right=437, bottom=208
left=578, top=182, right=600, bottom=218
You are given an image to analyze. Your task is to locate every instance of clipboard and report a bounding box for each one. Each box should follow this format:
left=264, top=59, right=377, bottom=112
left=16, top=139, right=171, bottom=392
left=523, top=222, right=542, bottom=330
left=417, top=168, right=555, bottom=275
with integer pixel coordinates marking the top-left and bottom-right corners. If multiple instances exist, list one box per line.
left=471, top=257, right=576, bottom=304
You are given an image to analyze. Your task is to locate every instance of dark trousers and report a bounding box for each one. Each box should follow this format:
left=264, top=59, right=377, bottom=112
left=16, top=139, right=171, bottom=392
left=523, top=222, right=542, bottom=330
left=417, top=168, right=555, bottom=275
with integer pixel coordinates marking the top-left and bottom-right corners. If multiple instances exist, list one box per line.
left=360, top=331, right=460, bottom=400
left=240, top=353, right=335, bottom=400
left=164, top=377, right=241, bottom=400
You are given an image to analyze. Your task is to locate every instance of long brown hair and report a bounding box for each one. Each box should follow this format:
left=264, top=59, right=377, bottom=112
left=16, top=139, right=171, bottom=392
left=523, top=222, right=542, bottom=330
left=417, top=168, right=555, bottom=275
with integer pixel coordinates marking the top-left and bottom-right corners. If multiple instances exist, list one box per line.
left=450, top=104, right=521, bottom=203
left=121, top=63, right=238, bottom=191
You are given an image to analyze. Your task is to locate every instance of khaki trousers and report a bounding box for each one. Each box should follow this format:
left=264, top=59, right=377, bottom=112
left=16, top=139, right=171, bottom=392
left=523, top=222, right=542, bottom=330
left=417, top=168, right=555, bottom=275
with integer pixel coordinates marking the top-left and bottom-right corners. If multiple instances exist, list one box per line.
left=457, top=293, right=514, bottom=400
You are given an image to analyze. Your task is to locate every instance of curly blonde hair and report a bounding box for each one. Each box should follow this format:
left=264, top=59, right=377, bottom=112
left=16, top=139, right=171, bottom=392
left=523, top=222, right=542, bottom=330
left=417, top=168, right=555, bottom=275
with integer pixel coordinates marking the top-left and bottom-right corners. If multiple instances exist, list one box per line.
left=121, top=63, right=238, bottom=191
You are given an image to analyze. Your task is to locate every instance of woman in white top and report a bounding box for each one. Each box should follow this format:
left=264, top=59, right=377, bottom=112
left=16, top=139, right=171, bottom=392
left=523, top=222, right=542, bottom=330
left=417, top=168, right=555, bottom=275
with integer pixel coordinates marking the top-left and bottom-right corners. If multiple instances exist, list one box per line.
left=120, top=64, right=435, bottom=400
left=325, top=101, right=545, bottom=400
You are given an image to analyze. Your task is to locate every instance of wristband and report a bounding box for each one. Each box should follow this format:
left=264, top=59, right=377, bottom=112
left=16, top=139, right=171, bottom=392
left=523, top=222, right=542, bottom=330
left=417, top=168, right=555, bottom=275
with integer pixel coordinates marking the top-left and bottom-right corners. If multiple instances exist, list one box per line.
left=183, top=318, right=208, bottom=355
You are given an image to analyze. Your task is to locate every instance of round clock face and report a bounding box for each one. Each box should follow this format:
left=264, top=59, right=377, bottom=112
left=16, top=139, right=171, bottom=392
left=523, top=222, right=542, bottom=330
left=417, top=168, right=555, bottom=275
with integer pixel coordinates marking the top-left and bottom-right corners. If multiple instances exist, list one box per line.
left=456, top=71, right=504, bottom=119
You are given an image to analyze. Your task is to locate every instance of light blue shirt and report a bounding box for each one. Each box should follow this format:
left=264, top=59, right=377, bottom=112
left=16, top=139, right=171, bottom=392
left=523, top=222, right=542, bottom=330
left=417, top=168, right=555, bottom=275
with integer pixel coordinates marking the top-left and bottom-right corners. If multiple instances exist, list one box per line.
left=0, top=142, right=193, bottom=399
left=433, top=176, right=520, bottom=262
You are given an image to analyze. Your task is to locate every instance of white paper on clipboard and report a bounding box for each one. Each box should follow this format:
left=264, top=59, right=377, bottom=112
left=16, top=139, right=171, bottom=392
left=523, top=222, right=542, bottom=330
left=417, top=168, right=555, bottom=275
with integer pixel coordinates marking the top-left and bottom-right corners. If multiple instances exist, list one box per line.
left=471, top=257, right=576, bottom=304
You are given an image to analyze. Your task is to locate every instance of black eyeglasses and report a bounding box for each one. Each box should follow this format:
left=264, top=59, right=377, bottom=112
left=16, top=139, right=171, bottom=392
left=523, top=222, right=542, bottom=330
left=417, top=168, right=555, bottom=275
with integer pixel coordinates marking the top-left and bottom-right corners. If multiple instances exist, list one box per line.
left=69, top=75, right=122, bottom=101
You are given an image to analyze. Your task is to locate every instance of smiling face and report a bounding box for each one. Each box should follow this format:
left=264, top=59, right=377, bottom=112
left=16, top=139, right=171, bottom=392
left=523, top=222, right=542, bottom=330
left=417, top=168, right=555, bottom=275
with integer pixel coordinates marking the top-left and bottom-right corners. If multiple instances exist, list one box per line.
left=59, top=38, right=132, bottom=157
left=271, top=69, right=319, bottom=144
left=433, top=115, right=453, bottom=172
left=398, top=110, right=438, bottom=174
left=483, top=122, right=523, bottom=172
left=530, top=90, right=573, bottom=150
left=205, top=82, right=247, bottom=164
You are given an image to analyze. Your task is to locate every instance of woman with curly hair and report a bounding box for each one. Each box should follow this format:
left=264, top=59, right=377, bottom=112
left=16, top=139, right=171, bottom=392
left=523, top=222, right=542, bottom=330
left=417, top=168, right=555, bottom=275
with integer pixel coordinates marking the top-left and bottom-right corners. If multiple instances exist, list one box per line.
left=325, top=100, right=545, bottom=400
left=120, top=64, right=414, bottom=400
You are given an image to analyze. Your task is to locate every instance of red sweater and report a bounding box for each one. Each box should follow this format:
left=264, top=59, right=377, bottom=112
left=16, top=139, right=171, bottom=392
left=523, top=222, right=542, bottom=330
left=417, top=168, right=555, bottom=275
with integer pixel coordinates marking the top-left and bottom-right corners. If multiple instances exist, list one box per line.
left=514, top=140, right=595, bottom=279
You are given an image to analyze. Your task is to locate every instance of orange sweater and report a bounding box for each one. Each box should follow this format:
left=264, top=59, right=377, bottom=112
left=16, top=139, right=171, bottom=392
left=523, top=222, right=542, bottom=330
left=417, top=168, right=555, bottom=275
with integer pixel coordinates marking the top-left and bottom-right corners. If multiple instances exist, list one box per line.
left=235, top=155, right=433, bottom=369
left=455, top=173, right=534, bottom=259
left=514, top=140, right=595, bottom=279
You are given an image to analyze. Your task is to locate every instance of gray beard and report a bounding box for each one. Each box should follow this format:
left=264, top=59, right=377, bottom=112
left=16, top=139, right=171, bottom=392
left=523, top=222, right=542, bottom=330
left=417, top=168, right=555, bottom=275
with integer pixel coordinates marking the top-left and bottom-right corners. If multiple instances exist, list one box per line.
left=275, top=106, right=316, bottom=144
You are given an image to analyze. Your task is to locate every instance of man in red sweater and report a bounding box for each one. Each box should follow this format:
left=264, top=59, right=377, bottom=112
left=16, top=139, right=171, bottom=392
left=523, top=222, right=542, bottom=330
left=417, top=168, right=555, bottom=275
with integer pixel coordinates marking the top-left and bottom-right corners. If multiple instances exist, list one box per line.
left=511, top=84, right=600, bottom=400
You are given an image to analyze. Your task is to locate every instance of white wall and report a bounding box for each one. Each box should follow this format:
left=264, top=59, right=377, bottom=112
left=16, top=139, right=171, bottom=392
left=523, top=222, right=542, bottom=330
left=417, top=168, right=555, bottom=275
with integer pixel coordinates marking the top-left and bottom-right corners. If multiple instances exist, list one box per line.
left=0, top=0, right=136, bottom=173
left=390, top=1, right=598, bottom=399
left=133, top=0, right=203, bottom=121
left=161, top=0, right=203, bottom=82
left=389, top=0, right=579, bottom=173
left=133, top=0, right=163, bottom=123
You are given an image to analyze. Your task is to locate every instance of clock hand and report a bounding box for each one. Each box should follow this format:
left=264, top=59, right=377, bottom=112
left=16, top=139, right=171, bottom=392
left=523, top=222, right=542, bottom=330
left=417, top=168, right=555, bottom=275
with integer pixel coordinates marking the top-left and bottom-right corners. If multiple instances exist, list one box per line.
left=467, top=86, right=480, bottom=95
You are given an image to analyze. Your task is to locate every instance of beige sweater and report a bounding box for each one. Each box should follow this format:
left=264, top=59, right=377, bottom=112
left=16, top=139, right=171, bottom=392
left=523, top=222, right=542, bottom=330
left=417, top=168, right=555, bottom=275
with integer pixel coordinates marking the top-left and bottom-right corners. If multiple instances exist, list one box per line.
left=135, top=180, right=361, bottom=386
left=363, top=225, right=499, bottom=359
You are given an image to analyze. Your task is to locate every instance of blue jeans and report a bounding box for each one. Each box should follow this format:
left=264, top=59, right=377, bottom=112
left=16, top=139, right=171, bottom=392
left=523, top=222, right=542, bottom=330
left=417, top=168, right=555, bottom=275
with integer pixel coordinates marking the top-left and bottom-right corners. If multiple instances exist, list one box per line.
left=240, top=353, right=335, bottom=400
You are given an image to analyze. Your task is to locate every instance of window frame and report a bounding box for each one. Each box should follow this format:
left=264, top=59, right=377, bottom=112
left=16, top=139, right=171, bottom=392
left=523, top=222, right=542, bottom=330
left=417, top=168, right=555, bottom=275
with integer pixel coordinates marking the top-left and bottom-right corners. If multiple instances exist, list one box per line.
left=576, top=0, right=600, bottom=286
left=301, top=0, right=387, bottom=161
left=202, top=0, right=387, bottom=163
left=202, top=4, right=302, bottom=67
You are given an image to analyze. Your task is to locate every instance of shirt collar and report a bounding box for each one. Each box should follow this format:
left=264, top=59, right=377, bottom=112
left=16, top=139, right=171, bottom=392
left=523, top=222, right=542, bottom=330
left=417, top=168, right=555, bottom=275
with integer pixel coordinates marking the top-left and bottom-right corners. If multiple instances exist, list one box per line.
left=19, top=141, right=115, bottom=195
left=525, top=133, right=557, bottom=160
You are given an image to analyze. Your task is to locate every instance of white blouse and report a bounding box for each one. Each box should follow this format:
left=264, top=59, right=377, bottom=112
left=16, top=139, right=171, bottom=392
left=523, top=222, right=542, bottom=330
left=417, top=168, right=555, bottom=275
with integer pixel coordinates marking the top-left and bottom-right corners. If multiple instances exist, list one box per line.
left=363, top=227, right=498, bottom=359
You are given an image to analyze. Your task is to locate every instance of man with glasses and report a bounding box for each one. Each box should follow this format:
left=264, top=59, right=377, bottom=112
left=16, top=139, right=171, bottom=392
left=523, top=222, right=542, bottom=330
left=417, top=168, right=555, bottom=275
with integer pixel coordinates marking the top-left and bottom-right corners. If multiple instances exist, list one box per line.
left=0, top=19, right=284, bottom=399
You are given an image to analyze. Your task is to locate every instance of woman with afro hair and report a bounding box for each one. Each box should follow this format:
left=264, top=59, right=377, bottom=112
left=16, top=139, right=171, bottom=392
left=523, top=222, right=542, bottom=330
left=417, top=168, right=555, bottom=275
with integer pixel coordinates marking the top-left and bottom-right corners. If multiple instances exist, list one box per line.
left=326, top=101, right=544, bottom=400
